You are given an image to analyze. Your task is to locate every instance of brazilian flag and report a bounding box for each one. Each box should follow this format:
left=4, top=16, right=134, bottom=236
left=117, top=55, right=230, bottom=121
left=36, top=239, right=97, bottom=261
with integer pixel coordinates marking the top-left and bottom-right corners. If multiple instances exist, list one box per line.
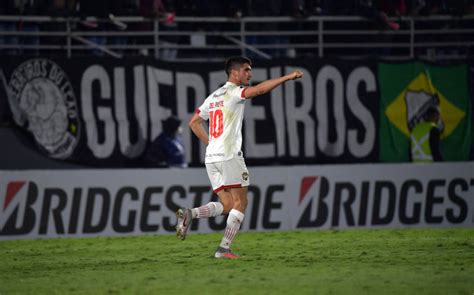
left=378, top=62, right=471, bottom=162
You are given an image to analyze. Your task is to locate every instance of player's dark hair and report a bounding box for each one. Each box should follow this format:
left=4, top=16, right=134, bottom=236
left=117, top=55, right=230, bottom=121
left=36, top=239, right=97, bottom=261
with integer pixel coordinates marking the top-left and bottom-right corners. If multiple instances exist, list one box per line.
left=225, top=56, right=251, bottom=77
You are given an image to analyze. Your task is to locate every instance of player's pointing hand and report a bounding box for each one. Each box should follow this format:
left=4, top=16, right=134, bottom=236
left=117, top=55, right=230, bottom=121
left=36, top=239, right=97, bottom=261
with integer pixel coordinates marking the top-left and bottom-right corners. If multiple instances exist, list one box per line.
left=290, top=70, right=303, bottom=80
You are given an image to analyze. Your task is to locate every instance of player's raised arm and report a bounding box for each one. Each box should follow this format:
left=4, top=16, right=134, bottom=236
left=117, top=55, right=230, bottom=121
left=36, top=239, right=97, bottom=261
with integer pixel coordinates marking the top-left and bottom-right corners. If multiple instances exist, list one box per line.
left=243, top=70, right=303, bottom=99
left=188, top=112, right=209, bottom=146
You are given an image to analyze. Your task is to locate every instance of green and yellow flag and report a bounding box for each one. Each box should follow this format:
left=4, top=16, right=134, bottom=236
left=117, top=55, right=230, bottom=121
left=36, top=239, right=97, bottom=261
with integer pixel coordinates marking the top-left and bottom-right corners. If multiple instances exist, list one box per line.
left=378, top=62, right=471, bottom=162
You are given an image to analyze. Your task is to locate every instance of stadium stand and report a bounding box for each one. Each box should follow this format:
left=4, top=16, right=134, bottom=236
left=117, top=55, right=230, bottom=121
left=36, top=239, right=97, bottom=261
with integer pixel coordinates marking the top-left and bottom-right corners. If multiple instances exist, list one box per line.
left=0, top=0, right=472, bottom=60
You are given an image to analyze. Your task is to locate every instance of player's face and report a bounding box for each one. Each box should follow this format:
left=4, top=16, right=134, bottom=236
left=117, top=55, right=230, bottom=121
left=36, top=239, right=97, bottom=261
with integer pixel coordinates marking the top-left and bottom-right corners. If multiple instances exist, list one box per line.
left=238, top=63, right=252, bottom=86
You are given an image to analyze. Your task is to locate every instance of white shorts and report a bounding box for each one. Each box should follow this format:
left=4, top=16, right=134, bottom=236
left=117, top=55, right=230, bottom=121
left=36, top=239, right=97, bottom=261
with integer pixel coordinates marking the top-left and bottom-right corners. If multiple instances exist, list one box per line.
left=205, top=156, right=250, bottom=193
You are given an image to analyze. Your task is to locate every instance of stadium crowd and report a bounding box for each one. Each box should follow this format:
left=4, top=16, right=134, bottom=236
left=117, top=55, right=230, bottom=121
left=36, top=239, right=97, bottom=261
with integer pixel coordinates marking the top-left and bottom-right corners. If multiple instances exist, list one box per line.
left=0, top=0, right=473, bottom=57
left=1, top=0, right=473, bottom=18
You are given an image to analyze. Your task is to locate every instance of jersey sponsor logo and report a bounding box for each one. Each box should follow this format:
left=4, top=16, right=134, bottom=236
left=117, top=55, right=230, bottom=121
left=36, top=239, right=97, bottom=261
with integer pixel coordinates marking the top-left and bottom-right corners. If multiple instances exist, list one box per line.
left=6, top=59, right=79, bottom=159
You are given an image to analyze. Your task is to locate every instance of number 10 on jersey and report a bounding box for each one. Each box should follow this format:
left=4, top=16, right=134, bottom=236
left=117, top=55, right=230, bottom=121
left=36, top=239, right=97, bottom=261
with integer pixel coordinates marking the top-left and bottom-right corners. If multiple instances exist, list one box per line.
left=209, top=110, right=223, bottom=139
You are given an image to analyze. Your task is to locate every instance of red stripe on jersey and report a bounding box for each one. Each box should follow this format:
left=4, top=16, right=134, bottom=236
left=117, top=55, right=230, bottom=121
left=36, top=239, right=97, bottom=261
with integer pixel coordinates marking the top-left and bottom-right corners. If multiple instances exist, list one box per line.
left=214, top=186, right=225, bottom=193
left=196, top=108, right=201, bottom=114
left=224, top=184, right=243, bottom=189
left=213, top=184, right=242, bottom=193
left=241, top=88, right=247, bottom=99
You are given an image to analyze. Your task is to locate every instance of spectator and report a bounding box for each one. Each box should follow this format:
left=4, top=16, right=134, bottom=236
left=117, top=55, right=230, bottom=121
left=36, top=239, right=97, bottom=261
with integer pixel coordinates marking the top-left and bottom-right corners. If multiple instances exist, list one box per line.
left=0, top=0, right=19, bottom=55
left=195, top=0, right=225, bottom=16
left=410, top=107, right=444, bottom=163
left=359, top=1, right=401, bottom=30
left=15, top=0, right=43, bottom=55
left=44, top=0, right=76, bottom=16
left=143, top=116, right=187, bottom=168
left=77, top=0, right=108, bottom=18
left=324, top=0, right=400, bottom=30
left=138, top=0, right=177, bottom=57
left=75, top=0, right=108, bottom=55
left=139, top=0, right=169, bottom=17
left=175, top=0, right=197, bottom=16
left=107, top=0, right=138, bottom=55
left=245, top=0, right=287, bottom=58
left=41, top=0, right=75, bottom=56
left=378, top=0, right=408, bottom=16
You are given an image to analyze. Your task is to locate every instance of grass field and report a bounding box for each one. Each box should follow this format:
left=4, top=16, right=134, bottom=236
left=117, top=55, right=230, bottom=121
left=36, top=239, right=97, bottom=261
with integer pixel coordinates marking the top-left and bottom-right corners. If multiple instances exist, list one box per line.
left=1, top=228, right=473, bottom=295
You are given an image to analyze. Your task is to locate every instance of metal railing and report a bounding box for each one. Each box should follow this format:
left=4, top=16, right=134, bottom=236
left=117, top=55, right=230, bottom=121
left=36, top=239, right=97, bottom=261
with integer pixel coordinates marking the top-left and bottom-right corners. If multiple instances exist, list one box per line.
left=0, top=14, right=473, bottom=60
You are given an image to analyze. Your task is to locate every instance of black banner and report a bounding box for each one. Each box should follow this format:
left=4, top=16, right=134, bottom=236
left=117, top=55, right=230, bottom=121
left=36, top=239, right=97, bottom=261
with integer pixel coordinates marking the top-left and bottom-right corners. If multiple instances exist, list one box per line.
left=0, top=57, right=379, bottom=167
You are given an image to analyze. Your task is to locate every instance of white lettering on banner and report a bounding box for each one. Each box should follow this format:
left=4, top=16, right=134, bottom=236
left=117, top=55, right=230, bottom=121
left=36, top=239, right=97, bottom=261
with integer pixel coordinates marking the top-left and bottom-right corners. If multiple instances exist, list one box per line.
left=316, top=65, right=346, bottom=157
left=147, top=66, right=172, bottom=140
left=6, top=59, right=80, bottom=159
left=114, top=66, right=148, bottom=158
left=313, top=65, right=376, bottom=158
left=81, top=65, right=115, bottom=158
left=81, top=65, right=153, bottom=159
left=244, top=68, right=274, bottom=158
left=175, top=72, right=206, bottom=163
left=285, top=66, right=315, bottom=157
left=0, top=163, right=472, bottom=240
left=346, top=67, right=376, bottom=157
left=269, top=67, right=286, bottom=157
left=76, top=63, right=377, bottom=163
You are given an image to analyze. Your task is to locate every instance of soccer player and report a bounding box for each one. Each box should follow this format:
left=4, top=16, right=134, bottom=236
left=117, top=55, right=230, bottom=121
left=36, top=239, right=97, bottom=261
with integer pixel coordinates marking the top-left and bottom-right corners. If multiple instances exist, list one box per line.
left=410, top=106, right=443, bottom=163
left=176, top=56, right=303, bottom=258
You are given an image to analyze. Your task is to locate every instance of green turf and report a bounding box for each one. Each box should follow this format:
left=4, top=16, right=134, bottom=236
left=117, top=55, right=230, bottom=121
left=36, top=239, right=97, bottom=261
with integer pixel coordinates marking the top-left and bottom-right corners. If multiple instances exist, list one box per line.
left=0, top=228, right=473, bottom=295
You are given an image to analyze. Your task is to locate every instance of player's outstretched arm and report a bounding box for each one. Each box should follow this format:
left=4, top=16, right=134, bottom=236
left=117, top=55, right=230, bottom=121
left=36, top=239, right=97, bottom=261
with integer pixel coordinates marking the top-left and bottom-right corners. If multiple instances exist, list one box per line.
left=243, top=70, right=303, bottom=99
left=189, top=112, right=209, bottom=145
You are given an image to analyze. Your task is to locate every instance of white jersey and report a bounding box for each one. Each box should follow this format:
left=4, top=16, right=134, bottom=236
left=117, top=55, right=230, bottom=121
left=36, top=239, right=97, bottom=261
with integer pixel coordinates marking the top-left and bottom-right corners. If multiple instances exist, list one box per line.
left=198, top=82, right=247, bottom=163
